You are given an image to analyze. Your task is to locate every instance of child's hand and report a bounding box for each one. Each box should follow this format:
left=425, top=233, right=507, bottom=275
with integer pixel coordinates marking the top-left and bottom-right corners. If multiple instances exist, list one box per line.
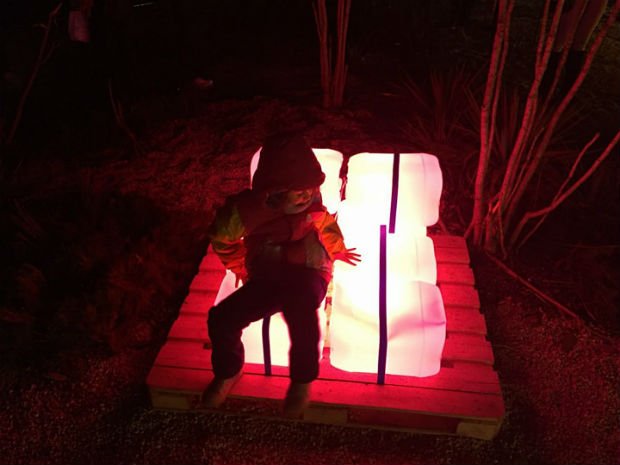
left=333, top=248, right=361, bottom=266
left=234, top=271, right=248, bottom=287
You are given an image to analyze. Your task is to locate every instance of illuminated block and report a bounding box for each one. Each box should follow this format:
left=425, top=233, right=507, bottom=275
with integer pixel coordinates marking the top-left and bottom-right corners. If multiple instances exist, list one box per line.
left=214, top=271, right=327, bottom=367
left=332, top=153, right=441, bottom=320
left=330, top=273, right=446, bottom=377
left=251, top=148, right=343, bottom=214
left=329, top=152, right=446, bottom=377
left=331, top=234, right=437, bottom=312
left=342, top=152, right=442, bottom=233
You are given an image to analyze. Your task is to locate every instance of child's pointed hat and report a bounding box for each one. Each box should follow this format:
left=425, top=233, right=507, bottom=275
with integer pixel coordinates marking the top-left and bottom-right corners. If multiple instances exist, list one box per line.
left=252, top=132, right=325, bottom=193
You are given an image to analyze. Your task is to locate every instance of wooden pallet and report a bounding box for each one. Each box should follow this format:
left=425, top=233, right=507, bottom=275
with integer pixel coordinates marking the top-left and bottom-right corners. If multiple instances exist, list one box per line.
left=147, top=235, right=505, bottom=440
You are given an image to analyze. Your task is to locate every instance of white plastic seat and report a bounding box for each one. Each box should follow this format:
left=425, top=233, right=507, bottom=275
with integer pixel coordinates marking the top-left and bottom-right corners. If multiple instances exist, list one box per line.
left=329, top=152, right=446, bottom=377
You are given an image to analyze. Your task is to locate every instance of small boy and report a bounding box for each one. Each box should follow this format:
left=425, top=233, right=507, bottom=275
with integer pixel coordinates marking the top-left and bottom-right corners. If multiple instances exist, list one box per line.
left=204, top=132, right=359, bottom=418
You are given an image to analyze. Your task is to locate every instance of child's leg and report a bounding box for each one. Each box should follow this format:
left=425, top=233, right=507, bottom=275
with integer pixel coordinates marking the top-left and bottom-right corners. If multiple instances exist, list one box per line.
left=208, top=279, right=282, bottom=379
left=280, top=268, right=329, bottom=383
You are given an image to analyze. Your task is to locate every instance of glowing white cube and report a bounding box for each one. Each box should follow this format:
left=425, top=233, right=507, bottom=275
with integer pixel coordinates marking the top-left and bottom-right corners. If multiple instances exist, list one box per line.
left=330, top=273, right=446, bottom=377
left=342, top=152, right=442, bottom=233
left=328, top=152, right=446, bottom=377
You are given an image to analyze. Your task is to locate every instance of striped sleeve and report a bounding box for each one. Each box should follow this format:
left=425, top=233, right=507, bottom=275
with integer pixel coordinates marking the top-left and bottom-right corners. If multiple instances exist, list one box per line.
left=311, top=210, right=346, bottom=259
left=207, top=200, right=247, bottom=274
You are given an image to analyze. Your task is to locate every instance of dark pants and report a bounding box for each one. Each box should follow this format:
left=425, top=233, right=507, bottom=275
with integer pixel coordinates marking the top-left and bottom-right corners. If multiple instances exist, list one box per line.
left=208, top=267, right=328, bottom=383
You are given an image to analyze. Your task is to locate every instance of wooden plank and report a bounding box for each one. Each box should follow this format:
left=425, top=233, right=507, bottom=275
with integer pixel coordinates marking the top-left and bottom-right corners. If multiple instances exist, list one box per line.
left=149, top=375, right=502, bottom=440
left=434, top=246, right=470, bottom=265
left=436, top=263, right=475, bottom=286
left=180, top=290, right=218, bottom=314
left=445, top=306, right=487, bottom=335
left=443, top=333, right=494, bottom=365
left=347, top=408, right=460, bottom=434
left=149, top=379, right=501, bottom=440
left=429, top=235, right=467, bottom=249
left=168, top=315, right=209, bottom=342
left=189, top=269, right=225, bottom=292
left=456, top=418, right=503, bottom=441
left=152, top=340, right=500, bottom=393
left=199, top=247, right=224, bottom=271
left=439, top=283, right=480, bottom=309
left=148, top=365, right=504, bottom=421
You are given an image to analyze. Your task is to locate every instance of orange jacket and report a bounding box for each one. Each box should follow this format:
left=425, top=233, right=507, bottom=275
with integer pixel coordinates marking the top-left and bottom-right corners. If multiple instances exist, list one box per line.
left=208, top=189, right=346, bottom=282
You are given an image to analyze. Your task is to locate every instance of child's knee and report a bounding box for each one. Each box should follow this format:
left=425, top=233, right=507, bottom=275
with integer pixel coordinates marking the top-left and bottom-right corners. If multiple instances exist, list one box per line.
left=207, top=304, right=227, bottom=331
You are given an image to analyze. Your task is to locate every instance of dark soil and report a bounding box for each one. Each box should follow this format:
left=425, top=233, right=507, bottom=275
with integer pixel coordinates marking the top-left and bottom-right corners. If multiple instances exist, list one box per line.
left=1, top=1, right=619, bottom=464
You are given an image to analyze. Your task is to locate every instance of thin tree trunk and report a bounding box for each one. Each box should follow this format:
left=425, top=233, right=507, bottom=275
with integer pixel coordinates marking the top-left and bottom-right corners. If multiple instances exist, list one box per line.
left=503, top=0, right=620, bottom=234
left=312, top=0, right=351, bottom=109
left=313, top=0, right=331, bottom=108
left=494, top=0, right=563, bottom=217
left=333, top=0, right=351, bottom=107
left=469, top=0, right=514, bottom=246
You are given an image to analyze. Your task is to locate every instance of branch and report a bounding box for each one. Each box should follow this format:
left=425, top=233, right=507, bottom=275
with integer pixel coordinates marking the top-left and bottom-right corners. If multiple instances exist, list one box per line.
left=505, top=0, right=620, bottom=227
left=485, top=252, right=580, bottom=319
left=512, top=129, right=620, bottom=248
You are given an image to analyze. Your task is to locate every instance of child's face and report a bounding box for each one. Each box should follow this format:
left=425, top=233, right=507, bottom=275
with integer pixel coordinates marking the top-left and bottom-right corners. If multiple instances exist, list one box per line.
left=283, top=188, right=315, bottom=213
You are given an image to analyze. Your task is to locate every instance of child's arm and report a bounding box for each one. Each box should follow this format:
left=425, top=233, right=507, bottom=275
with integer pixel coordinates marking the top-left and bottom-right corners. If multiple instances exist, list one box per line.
left=310, top=209, right=345, bottom=259
left=311, top=210, right=360, bottom=265
left=207, top=198, right=247, bottom=279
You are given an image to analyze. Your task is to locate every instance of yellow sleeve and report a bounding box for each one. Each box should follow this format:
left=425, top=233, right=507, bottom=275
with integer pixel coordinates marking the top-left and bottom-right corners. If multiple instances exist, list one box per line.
left=207, top=200, right=247, bottom=274
left=312, top=210, right=346, bottom=259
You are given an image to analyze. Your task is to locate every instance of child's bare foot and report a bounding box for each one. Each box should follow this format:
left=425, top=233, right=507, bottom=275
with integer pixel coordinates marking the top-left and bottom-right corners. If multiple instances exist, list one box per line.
left=283, top=381, right=311, bottom=419
left=199, top=370, right=243, bottom=408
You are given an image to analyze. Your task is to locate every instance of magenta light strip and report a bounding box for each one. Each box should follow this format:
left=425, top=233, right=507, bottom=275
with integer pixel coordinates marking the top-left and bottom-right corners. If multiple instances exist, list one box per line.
left=377, top=224, right=388, bottom=385
left=389, top=153, right=400, bottom=234
left=262, top=316, right=272, bottom=376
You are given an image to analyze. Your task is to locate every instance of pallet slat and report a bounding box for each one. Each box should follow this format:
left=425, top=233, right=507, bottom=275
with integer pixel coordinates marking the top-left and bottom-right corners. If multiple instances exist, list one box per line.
left=430, top=235, right=467, bottom=249
left=190, top=269, right=225, bottom=292
left=439, top=283, right=481, bottom=309
left=153, top=339, right=499, bottom=392
left=445, top=306, right=487, bottom=335
left=437, top=263, right=475, bottom=285
left=147, top=365, right=504, bottom=420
